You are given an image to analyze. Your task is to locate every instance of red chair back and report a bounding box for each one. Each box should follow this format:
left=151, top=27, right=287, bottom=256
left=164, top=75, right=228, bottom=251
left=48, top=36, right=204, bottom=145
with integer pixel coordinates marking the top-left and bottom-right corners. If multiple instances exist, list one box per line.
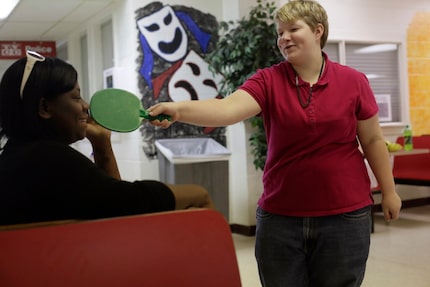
left=0, top=209, right=242, bottom=287
left=394, top=135, right=430, bottom=180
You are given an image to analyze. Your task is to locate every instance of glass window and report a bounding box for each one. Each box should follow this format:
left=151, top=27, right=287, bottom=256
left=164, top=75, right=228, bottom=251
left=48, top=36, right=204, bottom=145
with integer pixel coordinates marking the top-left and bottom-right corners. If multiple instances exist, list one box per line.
left=345, top=43, right=400, bottom=123
left=101, top=19, right=114, bottom=70
left=56, top=43, right=68, bottom=62
left=323, top=42, right=339, bottom=63
left=80, top=34, right=90, bottom=102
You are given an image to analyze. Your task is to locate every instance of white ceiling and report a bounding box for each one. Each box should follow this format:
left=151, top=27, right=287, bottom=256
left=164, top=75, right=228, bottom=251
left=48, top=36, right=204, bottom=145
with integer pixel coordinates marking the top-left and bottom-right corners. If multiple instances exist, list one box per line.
left=0, top=0, right=113, bottom=42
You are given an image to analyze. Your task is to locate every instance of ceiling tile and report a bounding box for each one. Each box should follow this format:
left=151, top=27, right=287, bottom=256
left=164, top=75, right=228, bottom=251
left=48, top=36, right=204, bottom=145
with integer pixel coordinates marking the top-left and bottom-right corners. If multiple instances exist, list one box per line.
left=0, top=0, right=113, bottom=42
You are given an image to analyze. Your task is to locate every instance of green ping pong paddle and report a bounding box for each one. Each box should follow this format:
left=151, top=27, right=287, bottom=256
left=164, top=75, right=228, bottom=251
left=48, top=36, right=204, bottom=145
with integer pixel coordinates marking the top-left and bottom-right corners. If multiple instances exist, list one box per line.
left=89, top=88, right=171, bottom=132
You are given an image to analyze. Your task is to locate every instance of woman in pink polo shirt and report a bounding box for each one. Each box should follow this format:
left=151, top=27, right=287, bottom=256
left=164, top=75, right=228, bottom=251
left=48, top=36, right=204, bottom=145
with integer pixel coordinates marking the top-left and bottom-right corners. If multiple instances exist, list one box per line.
left=149, top=1, right=401, bottom=286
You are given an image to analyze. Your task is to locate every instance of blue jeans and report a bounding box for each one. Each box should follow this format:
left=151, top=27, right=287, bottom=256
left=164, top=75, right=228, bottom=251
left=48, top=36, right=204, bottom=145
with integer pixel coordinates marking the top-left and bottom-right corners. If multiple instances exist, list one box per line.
left=255, top=205, right=371, bottom=287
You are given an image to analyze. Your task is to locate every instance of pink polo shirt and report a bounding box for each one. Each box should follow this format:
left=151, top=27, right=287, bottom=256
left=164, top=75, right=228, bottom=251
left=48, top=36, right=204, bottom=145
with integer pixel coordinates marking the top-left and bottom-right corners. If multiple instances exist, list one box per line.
left=240, top=54, right=377, bottom=216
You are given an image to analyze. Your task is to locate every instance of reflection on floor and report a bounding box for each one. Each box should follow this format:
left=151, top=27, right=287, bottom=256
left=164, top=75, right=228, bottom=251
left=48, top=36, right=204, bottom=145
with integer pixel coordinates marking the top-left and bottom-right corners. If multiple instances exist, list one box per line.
left=233, top=205, right=430, bottom=287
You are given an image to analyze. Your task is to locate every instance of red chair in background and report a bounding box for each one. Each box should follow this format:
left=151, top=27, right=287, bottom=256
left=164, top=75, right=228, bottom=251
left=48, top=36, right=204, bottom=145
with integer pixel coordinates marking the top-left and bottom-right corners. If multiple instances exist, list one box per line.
left=392, top=135, right=430, bottom=208
left=0, top=209, right=242, bottom=287
left=393, top=135, right=430, bottom=185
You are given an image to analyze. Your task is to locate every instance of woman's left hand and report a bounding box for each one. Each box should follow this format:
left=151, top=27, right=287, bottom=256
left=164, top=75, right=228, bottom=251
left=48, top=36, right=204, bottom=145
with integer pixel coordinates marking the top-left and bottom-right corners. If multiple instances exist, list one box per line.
left=381, top=192, right=402, bottom=222
left=85, top=117, right=111, bottom=146
left=85, top=116, right=121, bottom=179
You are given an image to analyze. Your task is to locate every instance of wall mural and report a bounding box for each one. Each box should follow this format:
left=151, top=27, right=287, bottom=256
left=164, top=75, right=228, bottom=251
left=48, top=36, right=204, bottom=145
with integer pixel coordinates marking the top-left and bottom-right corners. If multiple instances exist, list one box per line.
left=135, top=2, right=225, bottom=158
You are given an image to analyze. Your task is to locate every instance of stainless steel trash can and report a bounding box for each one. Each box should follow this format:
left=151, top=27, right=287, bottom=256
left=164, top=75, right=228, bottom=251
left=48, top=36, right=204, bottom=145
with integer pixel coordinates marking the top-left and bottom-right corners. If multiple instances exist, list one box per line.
left=155, top=138, right=231, bottom=220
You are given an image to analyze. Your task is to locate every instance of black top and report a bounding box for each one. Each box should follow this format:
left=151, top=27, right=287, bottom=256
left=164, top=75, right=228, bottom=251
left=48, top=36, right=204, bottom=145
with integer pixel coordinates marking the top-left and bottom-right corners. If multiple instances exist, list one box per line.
left=0, top=140, right=175, bottom=225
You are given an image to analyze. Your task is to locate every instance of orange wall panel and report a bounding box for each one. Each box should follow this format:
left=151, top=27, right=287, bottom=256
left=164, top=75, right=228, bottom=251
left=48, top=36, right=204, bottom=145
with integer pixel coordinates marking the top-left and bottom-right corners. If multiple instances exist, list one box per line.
left=407, top=12, right=430, bottom=136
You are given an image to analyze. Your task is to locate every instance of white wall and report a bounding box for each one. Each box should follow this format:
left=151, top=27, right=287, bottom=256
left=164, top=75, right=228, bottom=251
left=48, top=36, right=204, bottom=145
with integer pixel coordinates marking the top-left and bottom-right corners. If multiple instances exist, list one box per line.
left=69, top=0, right=430, bottom=227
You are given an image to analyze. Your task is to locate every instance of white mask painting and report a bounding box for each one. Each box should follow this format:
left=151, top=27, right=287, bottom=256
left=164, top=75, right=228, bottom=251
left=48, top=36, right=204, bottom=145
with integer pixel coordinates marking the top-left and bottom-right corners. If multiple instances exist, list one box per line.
left=168, top=50, right=223, bottom=102
left=137, top=5, right=188, bottom=63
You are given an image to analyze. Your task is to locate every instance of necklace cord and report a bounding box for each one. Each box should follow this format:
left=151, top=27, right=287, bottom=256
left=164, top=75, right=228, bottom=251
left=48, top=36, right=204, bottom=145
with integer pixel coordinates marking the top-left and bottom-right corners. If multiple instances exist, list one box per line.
left=294, top=57, right=325, bottom=108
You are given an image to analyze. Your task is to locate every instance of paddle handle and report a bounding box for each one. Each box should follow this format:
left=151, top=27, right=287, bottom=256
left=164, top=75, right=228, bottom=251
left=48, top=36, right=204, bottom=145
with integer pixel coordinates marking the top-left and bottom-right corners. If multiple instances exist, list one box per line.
left=140, top=110, right=172, bottom=121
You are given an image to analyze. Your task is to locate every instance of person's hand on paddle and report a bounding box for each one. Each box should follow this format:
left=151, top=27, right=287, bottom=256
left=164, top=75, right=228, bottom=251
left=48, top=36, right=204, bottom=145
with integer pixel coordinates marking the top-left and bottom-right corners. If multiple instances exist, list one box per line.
left=89, top=88, right=173, bottom=132
left=147, top=102, right=179, bottom=128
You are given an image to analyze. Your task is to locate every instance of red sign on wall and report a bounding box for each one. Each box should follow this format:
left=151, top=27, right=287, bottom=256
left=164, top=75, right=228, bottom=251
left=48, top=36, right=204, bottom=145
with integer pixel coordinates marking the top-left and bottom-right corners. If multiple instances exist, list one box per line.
left=0, top=41, right=56, bottom=59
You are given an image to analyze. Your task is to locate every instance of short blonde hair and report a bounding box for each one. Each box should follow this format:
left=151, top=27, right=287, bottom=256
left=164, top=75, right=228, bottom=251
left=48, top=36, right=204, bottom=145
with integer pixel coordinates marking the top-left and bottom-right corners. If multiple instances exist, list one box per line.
left=275, top=0, right=329, bottom=49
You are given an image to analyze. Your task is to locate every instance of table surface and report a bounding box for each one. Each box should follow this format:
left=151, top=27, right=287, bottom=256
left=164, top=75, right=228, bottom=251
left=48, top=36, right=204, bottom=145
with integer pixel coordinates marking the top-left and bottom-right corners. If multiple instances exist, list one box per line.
left=389, top=148, right=429, bottom=156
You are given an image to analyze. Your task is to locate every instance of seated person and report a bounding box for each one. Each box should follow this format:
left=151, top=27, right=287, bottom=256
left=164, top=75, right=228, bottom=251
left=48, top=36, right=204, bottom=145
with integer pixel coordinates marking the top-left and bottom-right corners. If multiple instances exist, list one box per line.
left=0, top=50, right=214, bottom=225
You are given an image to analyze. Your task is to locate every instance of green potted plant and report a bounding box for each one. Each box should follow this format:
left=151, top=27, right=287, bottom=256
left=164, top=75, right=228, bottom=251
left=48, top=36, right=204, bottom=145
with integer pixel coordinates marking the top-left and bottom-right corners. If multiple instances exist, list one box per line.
left=206, top=0, right=282, bottom=171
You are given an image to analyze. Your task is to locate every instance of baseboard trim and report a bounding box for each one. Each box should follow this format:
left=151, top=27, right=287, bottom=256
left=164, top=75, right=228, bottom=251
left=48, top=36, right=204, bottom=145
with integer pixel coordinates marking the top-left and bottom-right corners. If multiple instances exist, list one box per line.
left=230, top=224, right=256, bottom=236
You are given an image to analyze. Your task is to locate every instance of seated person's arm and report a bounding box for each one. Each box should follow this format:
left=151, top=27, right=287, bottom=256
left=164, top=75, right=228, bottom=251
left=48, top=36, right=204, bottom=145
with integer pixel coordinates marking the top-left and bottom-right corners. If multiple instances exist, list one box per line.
left=85, top=117, right=121, bottom=180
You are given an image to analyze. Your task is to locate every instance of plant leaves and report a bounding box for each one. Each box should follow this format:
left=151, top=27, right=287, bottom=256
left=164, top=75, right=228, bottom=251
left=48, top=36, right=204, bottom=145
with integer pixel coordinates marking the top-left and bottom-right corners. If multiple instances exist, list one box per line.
left=206, top=0, right=281, bottom=170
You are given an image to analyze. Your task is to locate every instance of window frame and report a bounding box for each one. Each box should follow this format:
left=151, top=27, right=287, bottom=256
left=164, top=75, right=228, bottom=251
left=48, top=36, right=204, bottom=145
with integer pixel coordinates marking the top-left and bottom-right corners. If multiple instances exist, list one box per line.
left=323, top=40, right=409, bottom=128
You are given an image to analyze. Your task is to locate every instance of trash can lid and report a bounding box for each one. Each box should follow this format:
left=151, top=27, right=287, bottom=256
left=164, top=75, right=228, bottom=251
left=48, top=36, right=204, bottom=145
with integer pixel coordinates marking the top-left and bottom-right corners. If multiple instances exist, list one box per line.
left=155, top=138, right=231, bottom=164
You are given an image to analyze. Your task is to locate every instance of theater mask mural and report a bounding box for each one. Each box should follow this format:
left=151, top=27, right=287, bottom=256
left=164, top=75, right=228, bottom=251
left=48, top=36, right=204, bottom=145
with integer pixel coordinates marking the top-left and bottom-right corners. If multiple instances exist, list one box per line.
left=136, top=5, right=188, bottom=64
left=136, top=2, right=225, bottom=158
left=168, top=50, right=223, bottom=102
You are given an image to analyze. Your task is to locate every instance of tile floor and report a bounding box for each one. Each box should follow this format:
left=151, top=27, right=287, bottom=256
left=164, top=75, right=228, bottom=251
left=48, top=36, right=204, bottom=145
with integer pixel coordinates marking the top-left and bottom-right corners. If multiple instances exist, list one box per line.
left=232, top=205, right=430, bottom=287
